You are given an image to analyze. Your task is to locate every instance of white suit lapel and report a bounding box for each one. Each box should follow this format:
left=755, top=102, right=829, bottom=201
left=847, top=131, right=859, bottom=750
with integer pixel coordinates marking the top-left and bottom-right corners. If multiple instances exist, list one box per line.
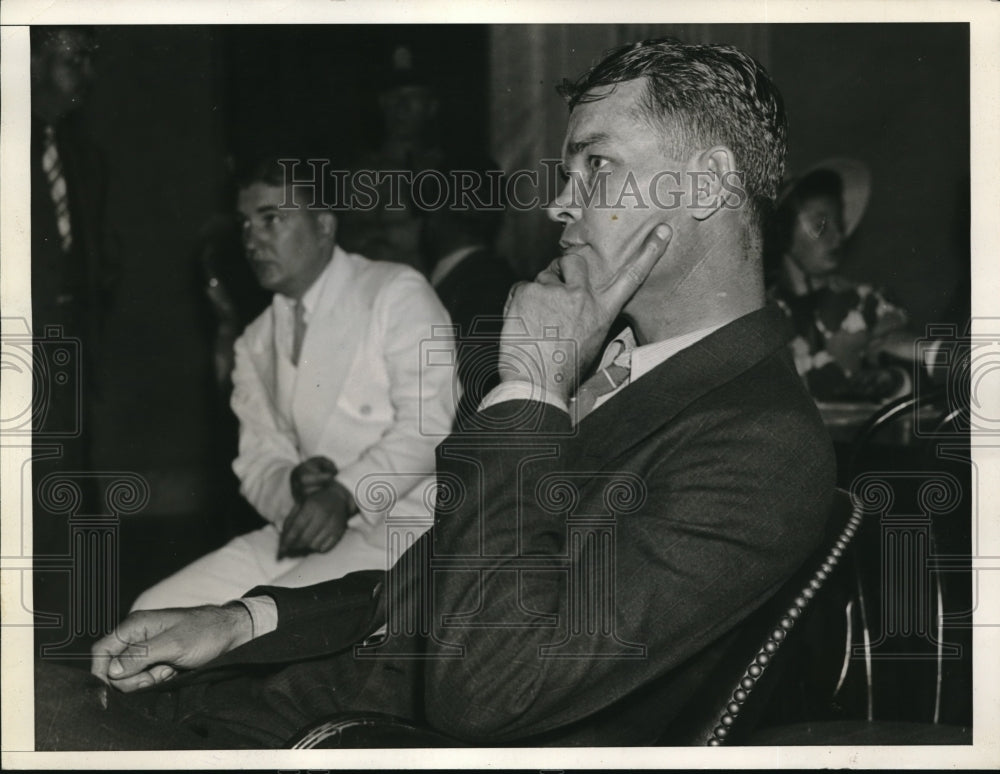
left=245, top=305, right=293, bottom=434
left=291, top=247, right=368, bottom=452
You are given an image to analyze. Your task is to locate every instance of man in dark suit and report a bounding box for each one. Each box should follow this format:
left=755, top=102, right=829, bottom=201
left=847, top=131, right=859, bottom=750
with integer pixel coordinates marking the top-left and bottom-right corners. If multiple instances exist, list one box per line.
left=30, top=26, right=118, bottom=651
left=31, top=26, right=113, bottom=443
left=35, top=37, right=835, bottom=749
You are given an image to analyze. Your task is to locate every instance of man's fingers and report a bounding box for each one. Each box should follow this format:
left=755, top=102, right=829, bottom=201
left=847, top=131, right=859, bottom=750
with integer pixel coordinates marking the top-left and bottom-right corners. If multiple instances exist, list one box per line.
left=315, top=457, right=337, bottom=474
left=291, top=458, right=338, bottom=502
left=535, top=258, right=564, bottom=286
left=503, top=281, right=528, bottom=316
left=536, top=254, right=588, bottom=288
left=310, top=524, right=337, bottom=553
left=91, top=631, right=131, bottom=681
left=314, top=515, right=347, bottom=552
left=316, top=532, right=340, bottom=553
left=295, top=509, right=328, bottom=548
left=91, top=648, right=117, bottom=683
left=108, top=661, right=177, bottom=693
left=298, top=472, right=337, bottom=500
left=108, top=668, right=164, bottom=694
left=91, top=612, right=164, bottom=682
left=108, top=640, right=156, bottom=677
left=301, top=456, right=337, bottom=475
left=555, top=252, right=589, bottom=286
left=299, top=471, right=336, bottom=489
left=278, top=507, right=302, bottom=558
left=605, top=223, right=672, bottom=308
left=107, top=671, right=156, bottom=693
left=147, top=663, right=177, bottom=684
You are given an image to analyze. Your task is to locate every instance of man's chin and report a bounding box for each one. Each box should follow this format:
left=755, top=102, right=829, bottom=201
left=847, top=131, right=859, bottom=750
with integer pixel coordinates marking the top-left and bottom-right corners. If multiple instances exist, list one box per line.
left=251, top=265, right=282, bottom=289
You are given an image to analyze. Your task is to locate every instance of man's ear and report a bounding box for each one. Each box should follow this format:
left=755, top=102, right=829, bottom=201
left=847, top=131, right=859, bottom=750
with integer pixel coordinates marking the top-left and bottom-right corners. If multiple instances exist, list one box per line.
left=690, top=146, right=738, bottom=222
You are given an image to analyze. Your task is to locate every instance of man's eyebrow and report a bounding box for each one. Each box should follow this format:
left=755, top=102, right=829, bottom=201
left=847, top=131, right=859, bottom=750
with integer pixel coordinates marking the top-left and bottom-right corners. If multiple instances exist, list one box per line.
left=566, top=132, right=611, bottom=158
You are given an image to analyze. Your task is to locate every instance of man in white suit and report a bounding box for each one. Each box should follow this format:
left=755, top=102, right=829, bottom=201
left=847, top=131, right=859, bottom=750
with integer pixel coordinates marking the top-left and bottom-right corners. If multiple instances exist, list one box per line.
left=132, top=157, right=456, bottom=610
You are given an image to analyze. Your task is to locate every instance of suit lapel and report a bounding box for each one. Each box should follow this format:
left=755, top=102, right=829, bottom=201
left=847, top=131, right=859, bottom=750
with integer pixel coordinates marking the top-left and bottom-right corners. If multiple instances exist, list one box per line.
left=291, top=248, right=365, bottom=449
left=242, top=305, right=283, bottom=419
left=573, top=306, right=792, bottom=469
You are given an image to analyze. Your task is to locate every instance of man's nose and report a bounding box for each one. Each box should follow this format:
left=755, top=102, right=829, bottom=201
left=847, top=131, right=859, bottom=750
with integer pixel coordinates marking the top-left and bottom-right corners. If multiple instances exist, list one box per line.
left=827, top=222, right=845, bottom=248
left=242, top=225, right=264, bottom=252
left=545, top=180, right=582, bottom=224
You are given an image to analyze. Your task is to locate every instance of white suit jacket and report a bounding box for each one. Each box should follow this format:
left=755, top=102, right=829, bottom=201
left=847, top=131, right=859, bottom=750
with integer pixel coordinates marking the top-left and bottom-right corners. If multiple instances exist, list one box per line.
left=230, top=246, right=455, bottom=545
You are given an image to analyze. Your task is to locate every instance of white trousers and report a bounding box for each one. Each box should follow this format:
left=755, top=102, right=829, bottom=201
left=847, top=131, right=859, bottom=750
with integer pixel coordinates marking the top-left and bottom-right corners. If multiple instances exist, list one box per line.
left=130, top=521, right=390, bottom=611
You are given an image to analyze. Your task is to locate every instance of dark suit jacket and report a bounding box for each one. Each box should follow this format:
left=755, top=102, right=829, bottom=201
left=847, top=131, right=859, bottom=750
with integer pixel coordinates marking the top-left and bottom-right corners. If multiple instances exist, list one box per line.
left=30, top=114, right=117, bottom=530
left=168, top=305, right=835, bottom=747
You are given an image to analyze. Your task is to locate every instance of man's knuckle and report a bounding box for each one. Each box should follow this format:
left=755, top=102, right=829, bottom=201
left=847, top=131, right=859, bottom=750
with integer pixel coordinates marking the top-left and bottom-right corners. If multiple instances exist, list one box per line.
left=623, top=265, right=645, bottom=287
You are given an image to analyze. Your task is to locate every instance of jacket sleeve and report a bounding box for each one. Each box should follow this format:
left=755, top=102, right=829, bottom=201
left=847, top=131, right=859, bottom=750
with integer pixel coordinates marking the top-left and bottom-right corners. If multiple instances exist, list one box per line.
left=335, top=269, right=456, bottom=519
left=193, top=570, right=387, bottom=671
left=230, top=327, right=299, bottom=524
left=421, top=397, right=834, bottom=742
left=231, top=570, right=386, bottom=664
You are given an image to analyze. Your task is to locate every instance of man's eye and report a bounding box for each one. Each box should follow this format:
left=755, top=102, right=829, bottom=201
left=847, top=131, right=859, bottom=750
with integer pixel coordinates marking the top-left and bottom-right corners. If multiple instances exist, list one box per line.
left=588, top=156, right=609, bottom=173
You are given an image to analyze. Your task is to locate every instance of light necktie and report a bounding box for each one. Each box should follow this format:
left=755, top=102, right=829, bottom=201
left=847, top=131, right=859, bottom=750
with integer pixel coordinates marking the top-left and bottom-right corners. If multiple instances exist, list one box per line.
left=571, top=340, right=633, bottom=424
left=291, top=299, right=307, bottom=366
left=42, top=126, right=74, bottom=253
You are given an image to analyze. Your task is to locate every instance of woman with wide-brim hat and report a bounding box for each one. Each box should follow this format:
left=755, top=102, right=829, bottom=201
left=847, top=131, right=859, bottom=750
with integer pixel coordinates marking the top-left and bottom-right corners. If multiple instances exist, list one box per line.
left=766, top=158, right=915, bottom=402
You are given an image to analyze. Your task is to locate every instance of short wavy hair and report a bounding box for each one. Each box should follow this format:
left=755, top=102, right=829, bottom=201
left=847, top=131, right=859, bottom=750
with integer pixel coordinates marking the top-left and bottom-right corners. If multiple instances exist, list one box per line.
left=558, top=37, right=788, bottom=239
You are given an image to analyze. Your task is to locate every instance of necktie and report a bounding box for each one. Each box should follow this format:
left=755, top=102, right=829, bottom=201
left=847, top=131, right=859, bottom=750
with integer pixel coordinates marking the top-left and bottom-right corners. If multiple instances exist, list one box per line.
left=571, top=340, right=632, bottom=424
left=42, top=126, right=73, bottom=253
left=291, top=300, right=307, bottom=366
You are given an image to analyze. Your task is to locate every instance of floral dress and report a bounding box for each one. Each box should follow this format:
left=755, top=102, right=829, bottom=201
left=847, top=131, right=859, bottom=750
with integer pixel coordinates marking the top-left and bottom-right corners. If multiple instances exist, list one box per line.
left=770, top=276, right=910, bottom=401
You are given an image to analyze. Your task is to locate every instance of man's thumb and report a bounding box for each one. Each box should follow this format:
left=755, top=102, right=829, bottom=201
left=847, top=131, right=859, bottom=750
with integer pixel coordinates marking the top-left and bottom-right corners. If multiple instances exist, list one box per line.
left=108, top=639, right=161, bottom=678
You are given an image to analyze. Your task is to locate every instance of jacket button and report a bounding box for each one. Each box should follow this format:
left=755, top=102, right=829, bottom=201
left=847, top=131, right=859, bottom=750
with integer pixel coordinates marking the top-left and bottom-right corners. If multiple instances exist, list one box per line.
left=360, top=404, right=371, bottom=416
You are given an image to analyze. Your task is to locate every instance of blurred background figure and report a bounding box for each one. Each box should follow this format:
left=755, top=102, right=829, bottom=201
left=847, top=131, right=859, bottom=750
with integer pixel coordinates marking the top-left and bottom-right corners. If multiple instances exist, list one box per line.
left=30, top=25, right=120, bottom=644
left=421, top=158, right=518, bottom=422
left=338, top=44, right=446, bottom=274
left=31, top=25, right=117, bottom=464
left=198, top=212, right=272, bottom=395
left=766, top=159, right=916, bottom=402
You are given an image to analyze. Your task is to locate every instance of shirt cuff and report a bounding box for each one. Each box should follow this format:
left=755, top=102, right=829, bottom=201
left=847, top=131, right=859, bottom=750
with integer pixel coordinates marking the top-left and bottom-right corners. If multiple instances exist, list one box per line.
left=477, top=381, right=570, bottom=414
left=237, top=595, right=279, bottom=639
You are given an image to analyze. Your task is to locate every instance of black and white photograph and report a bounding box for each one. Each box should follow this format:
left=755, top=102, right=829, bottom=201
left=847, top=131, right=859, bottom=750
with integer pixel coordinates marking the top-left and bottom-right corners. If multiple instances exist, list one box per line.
left=1, top=0, right=998, bottom=769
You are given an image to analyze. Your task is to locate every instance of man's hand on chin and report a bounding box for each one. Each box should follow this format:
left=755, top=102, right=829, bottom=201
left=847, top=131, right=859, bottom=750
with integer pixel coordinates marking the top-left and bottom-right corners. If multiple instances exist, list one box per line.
left=500, top=223, right=672, bottom=404
left=90, top=603, right=254, bottom=692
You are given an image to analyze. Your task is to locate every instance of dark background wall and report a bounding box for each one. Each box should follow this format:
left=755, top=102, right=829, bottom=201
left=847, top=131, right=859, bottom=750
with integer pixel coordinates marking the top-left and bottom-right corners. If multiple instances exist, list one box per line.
left=770, top=23, right=970, bottom=331
left=83, top=26, right=229, bottom=516
left=220, top=25, right=489, bottom=165
left=71, top=24, right=967, bottom=519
